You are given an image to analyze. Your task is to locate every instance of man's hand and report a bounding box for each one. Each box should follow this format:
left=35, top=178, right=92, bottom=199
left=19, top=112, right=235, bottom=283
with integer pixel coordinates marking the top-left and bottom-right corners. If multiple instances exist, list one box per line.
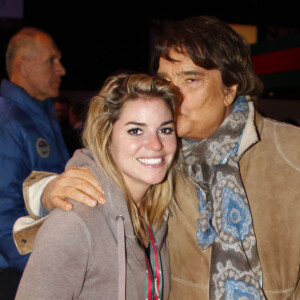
left=42, top=167, right=105, bottom=211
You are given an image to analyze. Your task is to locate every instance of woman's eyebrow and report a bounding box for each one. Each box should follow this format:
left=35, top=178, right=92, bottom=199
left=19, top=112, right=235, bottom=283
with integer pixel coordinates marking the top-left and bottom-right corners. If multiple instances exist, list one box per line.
left=124, top=122, right=146, bottom=126
left=125, top=120, right=174, bottom=126
left=161, top=120, right=174, bottom=126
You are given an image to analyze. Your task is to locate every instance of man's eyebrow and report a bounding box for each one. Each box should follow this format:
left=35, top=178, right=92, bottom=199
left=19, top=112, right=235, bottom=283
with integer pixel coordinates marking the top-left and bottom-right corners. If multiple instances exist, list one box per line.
left=178, top=70, right=205, bottom=76
left=157, top=70, right=205, bottom=79
left=49, top=51, right=62, bottom=59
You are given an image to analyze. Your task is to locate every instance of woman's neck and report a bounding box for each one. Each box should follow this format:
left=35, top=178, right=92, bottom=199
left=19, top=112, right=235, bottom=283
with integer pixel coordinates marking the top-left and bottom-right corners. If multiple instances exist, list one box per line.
left=126, top=183, right=150, bottom=247
left=127, top=184, right=149, bottom=208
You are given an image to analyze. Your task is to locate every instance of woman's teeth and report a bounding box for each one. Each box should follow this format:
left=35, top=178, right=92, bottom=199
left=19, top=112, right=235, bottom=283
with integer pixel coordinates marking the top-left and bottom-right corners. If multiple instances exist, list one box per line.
left=138, top=158, right=162, bottom=165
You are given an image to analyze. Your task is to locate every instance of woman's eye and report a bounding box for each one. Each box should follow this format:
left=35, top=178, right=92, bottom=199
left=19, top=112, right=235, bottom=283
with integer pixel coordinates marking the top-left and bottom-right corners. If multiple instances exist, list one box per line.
left=160, top=127, right=174, bottom=134
left=128, top=128, right=142, bottom=135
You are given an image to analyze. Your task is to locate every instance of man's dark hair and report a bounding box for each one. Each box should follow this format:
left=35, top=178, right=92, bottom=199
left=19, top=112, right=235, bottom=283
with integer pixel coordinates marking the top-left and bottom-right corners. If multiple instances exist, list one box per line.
left=152, top=16, right=263, bottom=100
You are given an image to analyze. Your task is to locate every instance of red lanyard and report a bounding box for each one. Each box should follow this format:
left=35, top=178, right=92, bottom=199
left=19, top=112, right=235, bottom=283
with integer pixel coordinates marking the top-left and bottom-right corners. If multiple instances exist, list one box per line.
left=144, top=222, right=163, bottom=300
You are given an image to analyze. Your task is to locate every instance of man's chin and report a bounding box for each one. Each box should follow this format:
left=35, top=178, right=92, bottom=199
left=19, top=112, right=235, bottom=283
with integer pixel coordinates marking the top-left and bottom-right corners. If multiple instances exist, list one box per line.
left=176, top=125, right=190, bottom=138
left=49, top=89, right=60, bottom=99
left=176, top=123, right=200, bottom=140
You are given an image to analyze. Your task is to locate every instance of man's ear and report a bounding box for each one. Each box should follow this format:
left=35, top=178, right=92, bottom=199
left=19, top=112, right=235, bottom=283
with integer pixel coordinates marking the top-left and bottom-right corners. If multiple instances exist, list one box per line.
left=223, top=84, right=238, bottom=107
left=14, top=56, right=28, bottom=77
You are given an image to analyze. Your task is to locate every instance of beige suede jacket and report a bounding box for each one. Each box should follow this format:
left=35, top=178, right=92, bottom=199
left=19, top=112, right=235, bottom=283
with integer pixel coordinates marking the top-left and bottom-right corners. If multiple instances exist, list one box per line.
left=168, top=111, right=300, bottom=300
left=14, top=107, right=300, bottom=299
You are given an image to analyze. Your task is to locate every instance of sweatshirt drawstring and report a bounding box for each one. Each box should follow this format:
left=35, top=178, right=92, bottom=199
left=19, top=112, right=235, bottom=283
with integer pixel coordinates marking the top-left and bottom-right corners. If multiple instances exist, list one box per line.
left=116, top=215, right=126, bottom=300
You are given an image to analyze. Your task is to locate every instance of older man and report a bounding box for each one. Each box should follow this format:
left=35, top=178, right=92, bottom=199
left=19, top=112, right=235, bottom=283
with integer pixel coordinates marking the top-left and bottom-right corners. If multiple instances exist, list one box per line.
left=0, top=28, right=69, bottom=292
left=15, top=17, right=300, bottom=299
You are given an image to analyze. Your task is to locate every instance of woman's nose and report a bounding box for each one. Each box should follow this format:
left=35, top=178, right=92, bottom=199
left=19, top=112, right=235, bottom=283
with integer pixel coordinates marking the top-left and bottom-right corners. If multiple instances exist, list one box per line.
left=146, top=134, right=163, bottom=151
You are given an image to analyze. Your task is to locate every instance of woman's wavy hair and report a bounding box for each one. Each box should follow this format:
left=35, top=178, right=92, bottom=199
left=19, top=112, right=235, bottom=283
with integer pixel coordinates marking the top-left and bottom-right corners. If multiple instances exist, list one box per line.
left=152, top=16, right=263, bottom=100
left=82, top=72, right=180, bottom=239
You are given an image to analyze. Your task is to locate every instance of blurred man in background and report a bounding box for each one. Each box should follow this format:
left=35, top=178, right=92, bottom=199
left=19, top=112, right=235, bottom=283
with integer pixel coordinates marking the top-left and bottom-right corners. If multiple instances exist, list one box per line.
left=0, top=27, right=69, bottom=299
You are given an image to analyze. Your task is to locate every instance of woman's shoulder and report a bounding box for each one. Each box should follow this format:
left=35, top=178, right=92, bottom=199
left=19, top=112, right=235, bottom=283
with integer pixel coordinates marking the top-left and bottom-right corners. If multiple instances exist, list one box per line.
left=50, top=196, right=109, bottom=232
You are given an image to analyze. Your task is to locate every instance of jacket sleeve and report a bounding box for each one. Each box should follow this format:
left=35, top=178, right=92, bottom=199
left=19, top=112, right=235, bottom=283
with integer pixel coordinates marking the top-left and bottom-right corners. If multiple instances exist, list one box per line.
left=22, top=171, right=58, bottom=218
left=15, top=209, right=90, bottom=299
left=12, top=171, right=57, bottom=255
left=0, top=125, right=31, bottom=272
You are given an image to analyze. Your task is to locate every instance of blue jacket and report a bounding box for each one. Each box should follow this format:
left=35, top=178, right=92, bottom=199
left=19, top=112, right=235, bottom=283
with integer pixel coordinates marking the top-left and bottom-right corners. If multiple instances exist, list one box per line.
left=0, top=80, right=69, bottom=272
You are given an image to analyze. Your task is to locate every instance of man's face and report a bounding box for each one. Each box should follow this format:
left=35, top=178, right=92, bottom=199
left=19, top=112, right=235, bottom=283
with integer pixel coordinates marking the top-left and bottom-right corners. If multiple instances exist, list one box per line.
left=22, top=34, right=66, bottom=100
left=157, top=50, right=237, bottom=140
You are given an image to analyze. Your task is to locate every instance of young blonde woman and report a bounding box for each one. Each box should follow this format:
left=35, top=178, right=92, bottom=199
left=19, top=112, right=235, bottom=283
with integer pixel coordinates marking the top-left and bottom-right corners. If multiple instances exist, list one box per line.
left=15, top=73, right=180, bottom=300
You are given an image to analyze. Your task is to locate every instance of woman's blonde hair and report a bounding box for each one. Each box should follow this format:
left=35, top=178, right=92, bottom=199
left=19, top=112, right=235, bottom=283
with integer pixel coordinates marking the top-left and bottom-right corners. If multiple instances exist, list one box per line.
left=82, top=72, right=180, bottom=239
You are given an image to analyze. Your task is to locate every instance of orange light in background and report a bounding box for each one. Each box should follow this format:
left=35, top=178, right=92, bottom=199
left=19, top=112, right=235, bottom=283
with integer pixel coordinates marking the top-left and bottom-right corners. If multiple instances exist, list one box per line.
left=229, top=24, right=258, bottom=44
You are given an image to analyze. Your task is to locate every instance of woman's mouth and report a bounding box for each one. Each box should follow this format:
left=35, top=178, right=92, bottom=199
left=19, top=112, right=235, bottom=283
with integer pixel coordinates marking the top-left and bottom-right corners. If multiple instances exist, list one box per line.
left=137, top=157, right=163, bottom=165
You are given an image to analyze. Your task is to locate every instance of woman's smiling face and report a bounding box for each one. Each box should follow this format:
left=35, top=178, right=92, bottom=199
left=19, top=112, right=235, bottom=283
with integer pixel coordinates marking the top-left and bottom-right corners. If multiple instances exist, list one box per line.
left=109, top=97, right=177, bottom=200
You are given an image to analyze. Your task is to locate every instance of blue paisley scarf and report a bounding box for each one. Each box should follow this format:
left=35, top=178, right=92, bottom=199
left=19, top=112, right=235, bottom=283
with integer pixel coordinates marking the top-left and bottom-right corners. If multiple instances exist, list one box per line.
left=181, top=97, right=265, bottom=299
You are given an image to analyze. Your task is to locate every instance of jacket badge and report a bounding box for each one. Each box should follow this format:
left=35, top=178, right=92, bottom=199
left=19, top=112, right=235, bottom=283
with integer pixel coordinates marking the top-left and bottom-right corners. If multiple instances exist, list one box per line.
left=36, top=137, right=50, bottom=158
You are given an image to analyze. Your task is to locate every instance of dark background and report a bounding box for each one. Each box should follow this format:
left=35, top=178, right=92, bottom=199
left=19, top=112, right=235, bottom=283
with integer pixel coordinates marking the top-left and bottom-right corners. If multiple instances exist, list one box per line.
left=1, top=0, right=300, bottom=91
left=1, top=0, right=300, bottom=123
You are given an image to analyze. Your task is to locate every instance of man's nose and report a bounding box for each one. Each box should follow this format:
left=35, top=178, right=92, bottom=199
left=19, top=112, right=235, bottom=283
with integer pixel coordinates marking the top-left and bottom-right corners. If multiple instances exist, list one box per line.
left=56, top=60, right=66, bottom=76
left=170, top=81, right=184, bottom=105
left=146, top=133, right=163, bottom=151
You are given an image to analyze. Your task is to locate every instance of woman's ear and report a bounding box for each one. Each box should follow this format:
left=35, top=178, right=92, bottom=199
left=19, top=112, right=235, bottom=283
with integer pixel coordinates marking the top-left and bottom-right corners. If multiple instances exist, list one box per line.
left=223, top=84, right=238, bottom=107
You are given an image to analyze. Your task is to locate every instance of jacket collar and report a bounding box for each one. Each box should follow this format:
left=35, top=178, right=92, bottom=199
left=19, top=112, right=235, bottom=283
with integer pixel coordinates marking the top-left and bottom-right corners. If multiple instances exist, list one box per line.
left=237, top=101, right=261, bottom=159
left=1, top=79, right=53, bottom=118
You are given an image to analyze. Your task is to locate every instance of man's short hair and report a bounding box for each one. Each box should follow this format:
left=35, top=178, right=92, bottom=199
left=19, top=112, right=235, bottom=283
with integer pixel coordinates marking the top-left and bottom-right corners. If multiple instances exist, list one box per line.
left=6, top=27, right=50, bottom=78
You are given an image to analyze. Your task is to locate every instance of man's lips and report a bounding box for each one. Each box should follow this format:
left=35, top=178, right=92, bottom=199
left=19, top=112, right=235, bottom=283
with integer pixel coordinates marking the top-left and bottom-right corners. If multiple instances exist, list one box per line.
left=51, top=79, right=62, bottom=87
